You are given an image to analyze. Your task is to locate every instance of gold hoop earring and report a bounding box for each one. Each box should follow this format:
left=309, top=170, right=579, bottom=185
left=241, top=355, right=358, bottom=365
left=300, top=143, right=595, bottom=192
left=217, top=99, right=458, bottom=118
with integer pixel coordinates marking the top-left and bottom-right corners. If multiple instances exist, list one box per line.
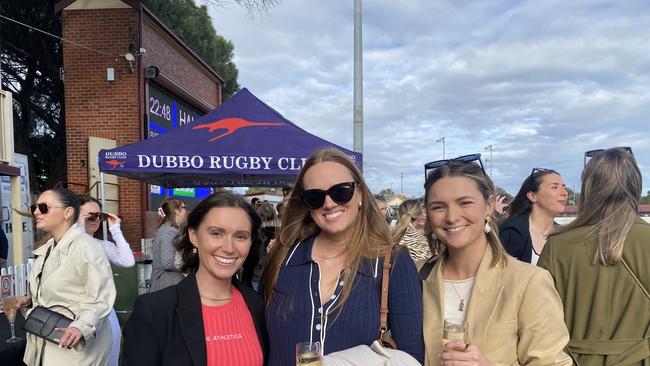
left=358, top=200, right=362, bottom=208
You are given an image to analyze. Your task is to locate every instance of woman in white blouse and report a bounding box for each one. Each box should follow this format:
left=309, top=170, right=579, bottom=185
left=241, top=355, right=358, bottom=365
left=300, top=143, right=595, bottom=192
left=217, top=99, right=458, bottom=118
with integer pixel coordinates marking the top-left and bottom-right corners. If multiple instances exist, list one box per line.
left=77, top=195, right=135, bottom=366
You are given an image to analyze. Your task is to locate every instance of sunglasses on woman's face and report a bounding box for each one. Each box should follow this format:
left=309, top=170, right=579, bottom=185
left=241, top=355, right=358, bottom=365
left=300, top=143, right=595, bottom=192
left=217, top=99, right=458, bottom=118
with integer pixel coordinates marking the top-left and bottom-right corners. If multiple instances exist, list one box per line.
left=424, top=153, right=486, bottom=180
left=87, top=212, right=109, bottom=222
left=301, top=182, right=359, bottom=209
left=30, top=203, right=64, bottom=215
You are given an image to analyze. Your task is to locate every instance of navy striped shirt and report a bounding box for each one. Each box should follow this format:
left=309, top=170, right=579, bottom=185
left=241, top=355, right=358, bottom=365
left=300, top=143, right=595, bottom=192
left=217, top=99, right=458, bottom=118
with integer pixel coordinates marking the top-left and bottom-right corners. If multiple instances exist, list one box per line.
left=266, top=236, right=424, bottom=365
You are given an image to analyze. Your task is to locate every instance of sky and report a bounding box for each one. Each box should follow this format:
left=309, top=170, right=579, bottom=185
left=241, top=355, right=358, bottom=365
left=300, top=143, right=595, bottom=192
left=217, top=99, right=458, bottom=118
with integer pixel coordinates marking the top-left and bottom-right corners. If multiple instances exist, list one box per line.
left=208, top=0, right=650, bottom=197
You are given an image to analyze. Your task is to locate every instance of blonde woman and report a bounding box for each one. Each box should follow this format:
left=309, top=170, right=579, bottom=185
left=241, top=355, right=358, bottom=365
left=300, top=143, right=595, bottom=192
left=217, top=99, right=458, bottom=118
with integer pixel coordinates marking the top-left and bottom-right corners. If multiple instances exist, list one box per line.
left=150, top=197, right=188, bottom=292
left=264, top=148, right=424, bottom=365
left=538, top=147, right=649, bottom=366
left=392, top=199, right=432, bottom=261
left=420, top=155, right=571, bottom=366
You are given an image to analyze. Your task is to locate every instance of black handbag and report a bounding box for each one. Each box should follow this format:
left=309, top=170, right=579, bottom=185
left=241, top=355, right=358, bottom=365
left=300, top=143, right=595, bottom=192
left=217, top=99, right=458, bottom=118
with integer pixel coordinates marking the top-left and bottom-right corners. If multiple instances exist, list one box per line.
left=21, top=244, right=76, bottom=344
left=21, top=305, right=74, bottom=344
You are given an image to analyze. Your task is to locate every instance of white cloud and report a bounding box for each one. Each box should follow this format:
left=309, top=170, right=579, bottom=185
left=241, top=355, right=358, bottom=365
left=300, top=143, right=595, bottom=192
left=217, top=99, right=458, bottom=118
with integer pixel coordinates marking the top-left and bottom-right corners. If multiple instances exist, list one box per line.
left=209, top=0, right=650, bottom=196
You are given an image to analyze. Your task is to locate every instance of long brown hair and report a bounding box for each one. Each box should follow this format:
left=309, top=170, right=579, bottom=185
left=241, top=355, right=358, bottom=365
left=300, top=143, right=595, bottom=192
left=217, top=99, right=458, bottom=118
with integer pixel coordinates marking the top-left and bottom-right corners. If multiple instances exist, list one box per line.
left=264, top=148, right=392, bottom=308
left=551, top=147, right=641, bottom=265
left=391, top=199, right=424, bottom=244
left=423, top=161, right=507, bottom=267
left=158, top=197, right=186, bottom=228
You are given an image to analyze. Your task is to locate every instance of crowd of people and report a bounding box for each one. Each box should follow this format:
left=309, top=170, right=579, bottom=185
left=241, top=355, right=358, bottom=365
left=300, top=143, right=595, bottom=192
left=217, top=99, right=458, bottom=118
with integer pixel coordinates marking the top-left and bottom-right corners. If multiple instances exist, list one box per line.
left=4, top=146, right=649, bottom=365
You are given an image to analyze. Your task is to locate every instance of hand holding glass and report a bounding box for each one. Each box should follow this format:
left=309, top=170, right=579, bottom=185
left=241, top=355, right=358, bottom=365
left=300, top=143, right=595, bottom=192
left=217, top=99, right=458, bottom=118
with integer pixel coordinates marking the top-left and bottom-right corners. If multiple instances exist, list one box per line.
left=442, top=318, right=466, bottom=352
left=2, top=287, right=23, bottom=343
left=296, top=342, right=322, bottom=366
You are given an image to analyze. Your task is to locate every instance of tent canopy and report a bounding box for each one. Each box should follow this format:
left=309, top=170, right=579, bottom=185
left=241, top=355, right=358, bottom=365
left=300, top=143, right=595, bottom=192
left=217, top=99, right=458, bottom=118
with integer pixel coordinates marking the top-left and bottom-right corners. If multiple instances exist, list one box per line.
left=98, top=88, right=362, bottom=187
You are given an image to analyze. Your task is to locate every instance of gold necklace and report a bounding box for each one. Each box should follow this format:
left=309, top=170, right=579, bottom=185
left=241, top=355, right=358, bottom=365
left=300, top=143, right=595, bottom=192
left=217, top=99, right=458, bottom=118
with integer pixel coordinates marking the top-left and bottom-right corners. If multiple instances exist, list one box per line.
left=449, top=282, right=466, bottom=312
left=200, top=294, right=231, bottom=302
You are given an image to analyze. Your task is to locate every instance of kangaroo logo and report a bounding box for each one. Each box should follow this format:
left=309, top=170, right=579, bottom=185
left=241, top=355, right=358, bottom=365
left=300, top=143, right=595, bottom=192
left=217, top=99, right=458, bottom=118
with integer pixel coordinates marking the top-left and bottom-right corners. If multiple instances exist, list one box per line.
left=192, top=117, right=285, bottom=142
left=106, top=160, right=126, bottom=169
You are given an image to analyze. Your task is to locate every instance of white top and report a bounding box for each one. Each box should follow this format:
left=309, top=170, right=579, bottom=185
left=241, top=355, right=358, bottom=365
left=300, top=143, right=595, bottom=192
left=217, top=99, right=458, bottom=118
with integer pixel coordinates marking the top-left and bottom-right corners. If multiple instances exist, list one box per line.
left=531, top=248, right=540, bottom=266
left=94, top=224, right=136, bottom=268
left=443, top=277, right=475, bottom=321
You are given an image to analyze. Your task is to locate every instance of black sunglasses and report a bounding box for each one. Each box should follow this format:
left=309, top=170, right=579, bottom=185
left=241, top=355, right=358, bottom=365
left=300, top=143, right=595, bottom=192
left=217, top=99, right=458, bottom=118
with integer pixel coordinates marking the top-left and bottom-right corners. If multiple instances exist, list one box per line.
left=424, top=153, right=485, bottom=180
left=301, top=182, right=359, bottom=209
left=530, top=167, right=554, bottom=176
left=30, top=203, right=64, bottom=215
left=583, top=146, right=633, bottom=166
left=87, top=212, right=109, bottom=222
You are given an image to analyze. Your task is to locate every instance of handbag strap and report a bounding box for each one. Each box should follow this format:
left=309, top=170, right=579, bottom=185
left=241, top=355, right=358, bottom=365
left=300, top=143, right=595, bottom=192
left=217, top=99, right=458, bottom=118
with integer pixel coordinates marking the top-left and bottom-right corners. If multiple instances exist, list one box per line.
left=35, top=244, right=53, bottom=299
left=380, top=244, right=394, bottom=335
left=621, top=258, right=650, bottom=300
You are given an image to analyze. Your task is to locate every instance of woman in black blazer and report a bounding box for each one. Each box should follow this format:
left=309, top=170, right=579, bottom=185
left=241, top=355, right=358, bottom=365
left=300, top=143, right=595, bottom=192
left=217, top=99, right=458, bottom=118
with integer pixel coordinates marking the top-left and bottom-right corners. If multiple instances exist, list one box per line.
left=499, top=168, right=568, bottom=264
left=123, top=192, right=268, bottom=365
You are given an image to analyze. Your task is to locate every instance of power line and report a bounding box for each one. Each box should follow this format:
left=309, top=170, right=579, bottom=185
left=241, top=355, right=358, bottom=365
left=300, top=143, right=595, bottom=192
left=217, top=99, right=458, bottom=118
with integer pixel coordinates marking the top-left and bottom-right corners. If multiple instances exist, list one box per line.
left=0, top=14, right=117, bottom=58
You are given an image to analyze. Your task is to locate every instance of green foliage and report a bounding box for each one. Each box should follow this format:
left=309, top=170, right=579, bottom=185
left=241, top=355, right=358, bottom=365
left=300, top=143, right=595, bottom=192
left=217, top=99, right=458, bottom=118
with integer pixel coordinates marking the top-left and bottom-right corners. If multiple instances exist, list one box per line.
left=143, top=0, right=240, bottom=98
left=378, top=188, right=394, bottom=195
left=1, top=0, right=66, bottom=191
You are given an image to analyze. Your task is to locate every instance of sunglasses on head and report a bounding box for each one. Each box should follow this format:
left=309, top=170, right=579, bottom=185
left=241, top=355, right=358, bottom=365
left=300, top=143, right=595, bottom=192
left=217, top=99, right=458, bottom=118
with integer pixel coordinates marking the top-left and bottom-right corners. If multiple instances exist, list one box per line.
left=30, top=203, right=63, bottom=215
left=424, top=153, right=485, bottom=180
left=301, top=181, right=359, bottom=209
left=530, top=167, right=554, bottom=176
left=584, top=146, right=633, bottom=167
left=87, top=212, right=109, bottom=222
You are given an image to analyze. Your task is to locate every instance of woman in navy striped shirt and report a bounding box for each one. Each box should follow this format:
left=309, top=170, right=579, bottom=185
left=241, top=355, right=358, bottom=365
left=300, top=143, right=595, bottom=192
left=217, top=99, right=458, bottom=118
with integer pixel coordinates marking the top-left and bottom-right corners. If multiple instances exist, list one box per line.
left=264, top=148, right=424, bottom=365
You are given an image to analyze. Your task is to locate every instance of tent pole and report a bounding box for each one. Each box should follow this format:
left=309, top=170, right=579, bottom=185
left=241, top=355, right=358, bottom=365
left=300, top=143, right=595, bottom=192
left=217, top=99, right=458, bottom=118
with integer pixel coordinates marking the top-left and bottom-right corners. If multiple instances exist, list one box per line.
left=100, top=172, right=108, bottom=241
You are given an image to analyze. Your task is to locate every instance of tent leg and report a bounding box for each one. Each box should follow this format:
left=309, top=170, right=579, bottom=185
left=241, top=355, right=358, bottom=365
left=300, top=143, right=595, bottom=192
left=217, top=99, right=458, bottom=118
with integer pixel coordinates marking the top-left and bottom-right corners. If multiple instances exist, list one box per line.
left=100, top=172, right=108, bottom=242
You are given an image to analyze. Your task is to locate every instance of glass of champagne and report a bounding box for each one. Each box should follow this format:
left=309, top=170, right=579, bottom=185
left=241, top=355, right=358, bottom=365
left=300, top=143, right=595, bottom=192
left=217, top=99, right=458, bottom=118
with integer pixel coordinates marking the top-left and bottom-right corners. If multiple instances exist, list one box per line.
left=296, top=341, right=322, bottom=366
left=442, top=318, right=466, bottom=351
left=2, top=290, right=22, bottom=343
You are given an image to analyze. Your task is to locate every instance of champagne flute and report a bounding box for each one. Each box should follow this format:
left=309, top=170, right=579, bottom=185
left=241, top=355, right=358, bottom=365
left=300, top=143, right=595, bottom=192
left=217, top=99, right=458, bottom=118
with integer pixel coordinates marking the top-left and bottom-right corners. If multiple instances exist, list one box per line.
left=442, top=318, right=466, bottom=351
left=2, top=289, right=22, bottom=343
left=296, top=341, right=322, bottom=366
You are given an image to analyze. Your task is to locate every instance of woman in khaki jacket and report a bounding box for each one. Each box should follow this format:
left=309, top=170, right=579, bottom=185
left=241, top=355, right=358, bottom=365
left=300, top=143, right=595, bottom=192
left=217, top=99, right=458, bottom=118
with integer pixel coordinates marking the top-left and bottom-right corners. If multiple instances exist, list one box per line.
left=16, top=188, right=116, bottom=366
left=539, top=147, right=650, bottom=366
left=420, top=155, right=572, bottom=366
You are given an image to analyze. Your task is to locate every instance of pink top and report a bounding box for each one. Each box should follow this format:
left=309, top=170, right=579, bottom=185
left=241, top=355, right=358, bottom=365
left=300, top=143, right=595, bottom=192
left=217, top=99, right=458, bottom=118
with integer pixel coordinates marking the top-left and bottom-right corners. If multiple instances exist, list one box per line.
left=202, top=287, right=263, bottom=366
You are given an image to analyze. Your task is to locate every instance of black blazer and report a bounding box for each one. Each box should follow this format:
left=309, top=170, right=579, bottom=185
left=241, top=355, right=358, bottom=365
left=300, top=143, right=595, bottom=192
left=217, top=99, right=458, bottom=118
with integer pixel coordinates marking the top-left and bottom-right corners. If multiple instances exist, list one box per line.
left=123, top=271, right=268, bottom=366
left=499, top=212, right=534, bottom=263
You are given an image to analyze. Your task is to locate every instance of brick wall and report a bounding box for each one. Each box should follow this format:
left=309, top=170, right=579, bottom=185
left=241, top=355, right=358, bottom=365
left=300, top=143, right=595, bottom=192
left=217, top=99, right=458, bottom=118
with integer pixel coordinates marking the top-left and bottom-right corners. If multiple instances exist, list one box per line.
left=62, top=7, right=144, bottom=250
left=62, top=5, right=222, bottom=251
left=142, top=17, right=221, bottom=107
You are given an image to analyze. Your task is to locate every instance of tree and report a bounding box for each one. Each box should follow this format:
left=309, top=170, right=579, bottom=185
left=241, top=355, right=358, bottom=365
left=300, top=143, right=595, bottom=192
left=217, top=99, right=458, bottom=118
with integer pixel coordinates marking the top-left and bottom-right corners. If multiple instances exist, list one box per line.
left=494, top=187, right=512, bottom=200
left=565, top=187, right=579, bottom=206
left=378, top=188, right=394, bottom=195
left=143, top=0, right=268, bottom=99
left=1, top=0, right=66, bottom=191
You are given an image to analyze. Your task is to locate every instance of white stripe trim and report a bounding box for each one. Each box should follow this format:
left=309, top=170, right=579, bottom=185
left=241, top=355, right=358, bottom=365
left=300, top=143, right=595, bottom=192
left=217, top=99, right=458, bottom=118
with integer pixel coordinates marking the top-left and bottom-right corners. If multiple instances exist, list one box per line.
left=374, top=257, right=379, bottom=278
left=308, top=264, right=316, bottom=344
left=285, top=241, right=303, bottom=265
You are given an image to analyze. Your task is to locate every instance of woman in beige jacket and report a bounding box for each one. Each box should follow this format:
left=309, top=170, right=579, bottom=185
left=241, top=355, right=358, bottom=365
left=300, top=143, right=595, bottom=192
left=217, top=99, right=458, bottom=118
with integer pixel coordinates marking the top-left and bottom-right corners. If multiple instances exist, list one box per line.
left=420, top=155, right=572, bottom=366
left=17, top=188, right=116, bottom=366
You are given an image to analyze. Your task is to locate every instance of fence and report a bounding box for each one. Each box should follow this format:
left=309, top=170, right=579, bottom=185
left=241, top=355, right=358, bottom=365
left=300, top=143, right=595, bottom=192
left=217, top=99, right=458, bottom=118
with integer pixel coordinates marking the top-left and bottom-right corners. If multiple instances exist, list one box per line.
left=1, top=259, right=34, bottom=297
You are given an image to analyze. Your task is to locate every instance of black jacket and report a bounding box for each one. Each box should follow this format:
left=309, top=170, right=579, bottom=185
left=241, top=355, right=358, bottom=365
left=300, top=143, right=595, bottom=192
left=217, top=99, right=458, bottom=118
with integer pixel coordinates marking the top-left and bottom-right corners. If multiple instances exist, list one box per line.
left=123, top=271, right=268, bottom=365
left=499, top=212, right=534, bottom=263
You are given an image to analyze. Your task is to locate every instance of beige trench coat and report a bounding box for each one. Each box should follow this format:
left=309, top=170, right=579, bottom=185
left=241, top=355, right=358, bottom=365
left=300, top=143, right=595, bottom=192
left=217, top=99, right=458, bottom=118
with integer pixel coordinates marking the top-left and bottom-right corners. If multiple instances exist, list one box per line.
left=420, top=248, right=573, bottom=366
left=23, top=224, right=116, bottom=366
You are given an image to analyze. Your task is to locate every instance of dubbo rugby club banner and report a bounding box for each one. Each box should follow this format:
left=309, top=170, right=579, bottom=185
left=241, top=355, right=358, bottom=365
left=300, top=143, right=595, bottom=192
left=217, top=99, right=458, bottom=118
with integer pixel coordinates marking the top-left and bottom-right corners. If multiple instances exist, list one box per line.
left=98, top=88, right=362, bottom=187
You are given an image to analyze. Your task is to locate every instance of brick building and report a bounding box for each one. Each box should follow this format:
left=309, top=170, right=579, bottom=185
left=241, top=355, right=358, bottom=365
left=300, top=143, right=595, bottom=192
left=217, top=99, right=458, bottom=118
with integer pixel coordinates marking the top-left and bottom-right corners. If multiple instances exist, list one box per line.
left=55, top=0, right=224, bottom=249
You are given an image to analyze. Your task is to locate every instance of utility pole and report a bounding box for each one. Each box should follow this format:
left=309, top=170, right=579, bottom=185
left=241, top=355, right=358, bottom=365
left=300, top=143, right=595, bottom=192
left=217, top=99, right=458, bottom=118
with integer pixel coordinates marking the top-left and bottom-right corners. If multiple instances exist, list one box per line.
left=400, top=172, right=404, bottom=193
left=436, top=137, right=446, bottom=159
left=353, top=0, right=363, bottom=153
left=484, top=144, right=493, bottom=177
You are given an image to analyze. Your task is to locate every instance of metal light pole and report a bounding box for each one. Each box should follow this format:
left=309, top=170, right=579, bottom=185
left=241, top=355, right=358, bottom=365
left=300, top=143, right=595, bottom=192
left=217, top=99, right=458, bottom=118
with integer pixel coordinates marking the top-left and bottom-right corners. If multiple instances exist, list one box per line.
left=484, top=144, right=493, bottom=177
left=436, top=137, right=446, bottom=159
left=400, top=172, right=404, bottom=193
left=353, top=0, right=363, bottom=153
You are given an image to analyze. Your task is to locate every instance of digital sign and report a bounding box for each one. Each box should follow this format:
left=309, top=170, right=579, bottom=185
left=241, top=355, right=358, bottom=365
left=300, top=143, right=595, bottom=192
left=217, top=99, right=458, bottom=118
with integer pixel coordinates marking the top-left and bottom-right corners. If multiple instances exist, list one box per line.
left=146, top=84, right=201, bottom=138
left=146, top=84, right=206, bottom=203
